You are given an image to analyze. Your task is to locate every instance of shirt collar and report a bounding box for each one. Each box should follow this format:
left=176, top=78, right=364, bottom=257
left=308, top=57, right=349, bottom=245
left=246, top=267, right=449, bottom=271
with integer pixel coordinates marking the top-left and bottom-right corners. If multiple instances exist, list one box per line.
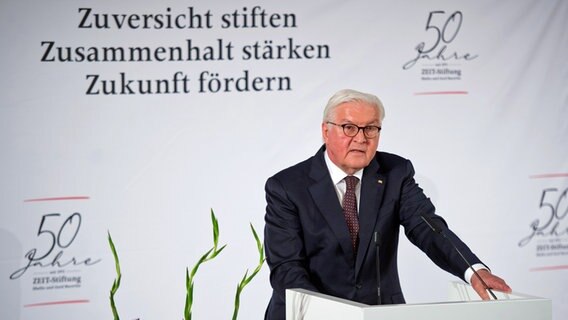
left=324, top=150, right=364, bottom=185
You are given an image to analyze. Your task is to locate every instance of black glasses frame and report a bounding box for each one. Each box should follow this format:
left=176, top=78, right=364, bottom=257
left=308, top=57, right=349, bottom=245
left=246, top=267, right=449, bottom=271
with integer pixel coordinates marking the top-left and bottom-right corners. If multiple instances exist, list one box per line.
left=327, top=121, right=382, bottom=138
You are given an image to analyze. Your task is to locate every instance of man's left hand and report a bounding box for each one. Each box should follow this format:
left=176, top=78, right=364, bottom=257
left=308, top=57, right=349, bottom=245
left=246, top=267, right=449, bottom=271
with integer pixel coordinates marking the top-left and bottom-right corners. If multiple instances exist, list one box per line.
left=471, top=269, right=512, bottom=300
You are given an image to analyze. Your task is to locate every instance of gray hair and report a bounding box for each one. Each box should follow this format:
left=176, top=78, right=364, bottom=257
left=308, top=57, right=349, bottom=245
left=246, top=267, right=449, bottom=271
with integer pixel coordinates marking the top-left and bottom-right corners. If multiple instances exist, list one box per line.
left=323, top=89, right=385, bottom=122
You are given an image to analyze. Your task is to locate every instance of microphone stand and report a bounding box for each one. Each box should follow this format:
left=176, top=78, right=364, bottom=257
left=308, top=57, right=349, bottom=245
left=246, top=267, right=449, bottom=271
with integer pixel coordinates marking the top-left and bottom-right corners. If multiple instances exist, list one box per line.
left=374, top=231, right=382, bottom=305
left=420, top=214, right=498, bottom=300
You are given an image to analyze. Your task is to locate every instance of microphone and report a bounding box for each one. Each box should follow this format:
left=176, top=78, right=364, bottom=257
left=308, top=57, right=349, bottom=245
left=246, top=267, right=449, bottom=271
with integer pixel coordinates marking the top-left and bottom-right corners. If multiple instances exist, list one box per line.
left=420, top=214, right=498, bottom=300
left=374, top=231, right=382, bottom=305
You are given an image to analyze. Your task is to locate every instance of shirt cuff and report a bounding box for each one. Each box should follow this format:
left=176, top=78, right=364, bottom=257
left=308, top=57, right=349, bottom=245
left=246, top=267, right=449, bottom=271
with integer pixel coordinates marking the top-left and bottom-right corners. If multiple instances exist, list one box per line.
left=464, top=263, right=489, bottom=284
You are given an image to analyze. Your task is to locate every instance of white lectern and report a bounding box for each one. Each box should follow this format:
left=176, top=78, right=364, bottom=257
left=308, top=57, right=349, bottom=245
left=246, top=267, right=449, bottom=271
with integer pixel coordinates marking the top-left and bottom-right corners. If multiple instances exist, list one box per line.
left=286, top=282, right=551, bottom=320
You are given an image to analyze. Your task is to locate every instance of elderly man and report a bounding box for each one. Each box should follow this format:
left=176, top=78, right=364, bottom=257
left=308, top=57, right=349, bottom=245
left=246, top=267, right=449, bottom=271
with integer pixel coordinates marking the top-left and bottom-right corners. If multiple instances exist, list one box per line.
left=263, top=89, right=511, bottom=320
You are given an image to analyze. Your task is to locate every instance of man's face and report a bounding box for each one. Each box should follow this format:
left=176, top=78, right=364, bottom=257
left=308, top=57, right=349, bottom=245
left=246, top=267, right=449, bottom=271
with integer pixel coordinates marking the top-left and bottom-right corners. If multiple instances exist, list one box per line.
left=322, top=101, right=381, bottom=175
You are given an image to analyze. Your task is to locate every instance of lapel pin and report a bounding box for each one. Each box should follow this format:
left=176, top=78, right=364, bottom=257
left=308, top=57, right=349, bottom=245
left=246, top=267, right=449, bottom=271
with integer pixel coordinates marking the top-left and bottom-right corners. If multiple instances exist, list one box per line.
left=377, top=179, right=383, bottom=184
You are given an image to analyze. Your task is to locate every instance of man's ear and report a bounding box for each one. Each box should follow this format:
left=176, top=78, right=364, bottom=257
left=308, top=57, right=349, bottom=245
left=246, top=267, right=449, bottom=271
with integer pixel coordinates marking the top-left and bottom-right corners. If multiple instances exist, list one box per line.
left=321, top=122, right=329, bottom=143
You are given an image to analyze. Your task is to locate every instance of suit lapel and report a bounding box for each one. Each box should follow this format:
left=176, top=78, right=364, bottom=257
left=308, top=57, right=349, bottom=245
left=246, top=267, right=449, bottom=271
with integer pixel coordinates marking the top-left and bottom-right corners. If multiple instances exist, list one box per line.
left=308, top=147, right=355, bottom=260
left=355, top=156, right=386, bottom=275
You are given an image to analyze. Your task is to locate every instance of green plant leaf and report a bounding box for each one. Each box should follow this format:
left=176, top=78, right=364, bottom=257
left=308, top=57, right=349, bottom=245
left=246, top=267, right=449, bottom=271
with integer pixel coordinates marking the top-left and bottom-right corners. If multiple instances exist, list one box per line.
left=232, top=223, right=265, bottom=320
left=250, top=223, right=265, bottom=264
left=210, top=244, right=227, bottom=259
left=211, top=209, right=220, bottom=247
left=190, top=248, right=214, bottom=280
left=184, top=209, right=226, bottom=320
left=108, top=231, right=121, bottom=320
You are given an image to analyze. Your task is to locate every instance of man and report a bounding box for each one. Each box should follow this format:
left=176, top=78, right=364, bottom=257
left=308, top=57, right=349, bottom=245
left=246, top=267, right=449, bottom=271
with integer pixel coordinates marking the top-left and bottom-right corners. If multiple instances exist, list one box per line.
left=263, top=89, right=511, bottom=320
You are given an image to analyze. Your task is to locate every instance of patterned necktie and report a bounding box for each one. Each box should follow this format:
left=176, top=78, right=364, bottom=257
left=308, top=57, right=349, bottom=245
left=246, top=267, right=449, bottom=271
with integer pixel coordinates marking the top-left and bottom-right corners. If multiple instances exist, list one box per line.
left=342, top=175, right=360, bottom=252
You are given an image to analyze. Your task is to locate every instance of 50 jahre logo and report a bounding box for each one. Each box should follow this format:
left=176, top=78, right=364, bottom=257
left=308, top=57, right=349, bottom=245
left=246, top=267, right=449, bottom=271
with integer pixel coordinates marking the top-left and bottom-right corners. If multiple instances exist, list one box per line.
left=402, top=10, right=478, bottom=81
left=519, top=187, right=568, bottom=256
left=10, top=212, right=101, bottom=291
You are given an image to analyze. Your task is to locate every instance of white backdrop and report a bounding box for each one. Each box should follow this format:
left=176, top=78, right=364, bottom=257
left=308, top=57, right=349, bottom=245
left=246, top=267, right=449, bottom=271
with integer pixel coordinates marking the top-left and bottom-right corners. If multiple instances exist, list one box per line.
left=1, top=0, right=567, bottom=319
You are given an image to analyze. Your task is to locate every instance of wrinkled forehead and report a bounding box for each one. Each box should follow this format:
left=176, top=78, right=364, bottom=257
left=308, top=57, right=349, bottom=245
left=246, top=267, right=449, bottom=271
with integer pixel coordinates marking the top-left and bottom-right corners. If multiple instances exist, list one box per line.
left=331, top=102, right=381, bottom=124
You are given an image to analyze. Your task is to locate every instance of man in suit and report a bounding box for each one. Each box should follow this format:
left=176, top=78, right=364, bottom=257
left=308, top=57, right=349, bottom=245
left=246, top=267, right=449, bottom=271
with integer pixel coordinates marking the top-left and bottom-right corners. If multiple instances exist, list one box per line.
left=263, top=89, right=511, bottom=320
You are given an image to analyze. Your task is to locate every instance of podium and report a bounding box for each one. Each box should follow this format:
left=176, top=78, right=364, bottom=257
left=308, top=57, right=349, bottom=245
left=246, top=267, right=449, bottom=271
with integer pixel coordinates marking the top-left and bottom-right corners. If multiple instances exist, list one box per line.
left=286, top=282, right=551, bottom=320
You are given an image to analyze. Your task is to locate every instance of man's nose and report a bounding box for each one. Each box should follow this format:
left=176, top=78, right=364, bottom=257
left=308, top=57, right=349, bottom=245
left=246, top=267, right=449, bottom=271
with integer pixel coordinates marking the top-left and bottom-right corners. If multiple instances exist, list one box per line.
left=352, top=128, right=367, bottom=142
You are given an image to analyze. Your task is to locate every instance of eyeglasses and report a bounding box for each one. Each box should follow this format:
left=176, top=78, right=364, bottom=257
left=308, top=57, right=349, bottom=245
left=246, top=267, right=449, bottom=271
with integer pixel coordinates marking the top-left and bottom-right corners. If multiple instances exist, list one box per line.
left=327, top=122, right=382, bottom=138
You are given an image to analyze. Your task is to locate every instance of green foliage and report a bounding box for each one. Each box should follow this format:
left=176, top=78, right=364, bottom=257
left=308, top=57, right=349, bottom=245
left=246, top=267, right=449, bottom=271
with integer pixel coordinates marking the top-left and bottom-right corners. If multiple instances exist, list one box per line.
left=232, top=223, right=265, bottom=320
left=184, top=209, right=227, bottom=320
left=107, top=209, right=264, bottom=320
left=108, top=231, right=122, bottom=320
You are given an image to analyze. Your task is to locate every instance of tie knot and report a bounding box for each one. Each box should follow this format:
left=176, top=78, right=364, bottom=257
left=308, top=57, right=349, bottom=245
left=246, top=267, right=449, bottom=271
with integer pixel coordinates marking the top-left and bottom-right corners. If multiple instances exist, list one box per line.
left=344, top=175, right=359, bottom=190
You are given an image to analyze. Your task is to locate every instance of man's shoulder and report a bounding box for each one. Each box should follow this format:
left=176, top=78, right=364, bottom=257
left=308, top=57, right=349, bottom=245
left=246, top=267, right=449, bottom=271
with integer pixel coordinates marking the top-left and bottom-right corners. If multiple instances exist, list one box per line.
left=372, top=151, right=413, bottom=175
left=267, top=149, right=412, bottom=183
left=266, top=146, right=328, bottom=188
left=375, top=151, right=408, bottom=164
left=269, top=150, right=410, bottom=175
left=270, top=154, right=316, bottom=182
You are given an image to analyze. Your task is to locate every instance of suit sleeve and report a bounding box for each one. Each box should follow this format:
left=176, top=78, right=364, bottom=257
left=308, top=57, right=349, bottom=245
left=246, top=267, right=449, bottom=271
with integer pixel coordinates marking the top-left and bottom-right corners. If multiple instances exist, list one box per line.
left=264, top=176, right=319, bottom=301
left=397, top=160, right=485, bottom=281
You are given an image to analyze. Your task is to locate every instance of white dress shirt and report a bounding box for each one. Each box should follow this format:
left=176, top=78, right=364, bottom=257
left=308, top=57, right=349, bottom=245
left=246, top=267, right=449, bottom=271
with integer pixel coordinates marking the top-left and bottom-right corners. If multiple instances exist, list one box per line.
left=324, top=151, right=363, bottom=212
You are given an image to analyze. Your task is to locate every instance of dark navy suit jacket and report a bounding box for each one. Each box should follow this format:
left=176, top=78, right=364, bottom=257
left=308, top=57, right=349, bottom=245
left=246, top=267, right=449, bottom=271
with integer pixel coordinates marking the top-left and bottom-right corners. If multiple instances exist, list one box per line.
left=263, top=146, right=484, bottom=320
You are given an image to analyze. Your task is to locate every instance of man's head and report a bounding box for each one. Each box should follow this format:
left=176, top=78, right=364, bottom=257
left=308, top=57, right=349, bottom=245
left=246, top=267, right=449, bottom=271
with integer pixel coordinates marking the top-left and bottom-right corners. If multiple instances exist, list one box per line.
left=322, top=89, right=385, bottom=175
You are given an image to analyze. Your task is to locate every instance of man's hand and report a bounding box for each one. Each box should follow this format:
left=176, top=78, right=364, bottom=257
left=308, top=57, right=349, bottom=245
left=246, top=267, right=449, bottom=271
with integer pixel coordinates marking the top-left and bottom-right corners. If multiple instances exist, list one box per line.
left=471, top=269, right=512, bottom=300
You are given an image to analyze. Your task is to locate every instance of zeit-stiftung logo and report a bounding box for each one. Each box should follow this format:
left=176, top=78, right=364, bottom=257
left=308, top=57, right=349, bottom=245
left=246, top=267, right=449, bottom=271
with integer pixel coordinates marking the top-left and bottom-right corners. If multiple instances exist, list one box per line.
left=10, top=209, right=101, bottom=291
left=402, top=10, right=478, bottom=81
left=518, top=186, right=568, bottom=257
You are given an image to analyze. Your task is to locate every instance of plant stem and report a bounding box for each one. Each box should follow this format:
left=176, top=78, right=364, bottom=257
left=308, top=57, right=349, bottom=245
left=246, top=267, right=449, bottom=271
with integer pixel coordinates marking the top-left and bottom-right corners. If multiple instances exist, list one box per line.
left=232, top=223, right=265, bottom=320
left=108, top=231, right=121, bottom=320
